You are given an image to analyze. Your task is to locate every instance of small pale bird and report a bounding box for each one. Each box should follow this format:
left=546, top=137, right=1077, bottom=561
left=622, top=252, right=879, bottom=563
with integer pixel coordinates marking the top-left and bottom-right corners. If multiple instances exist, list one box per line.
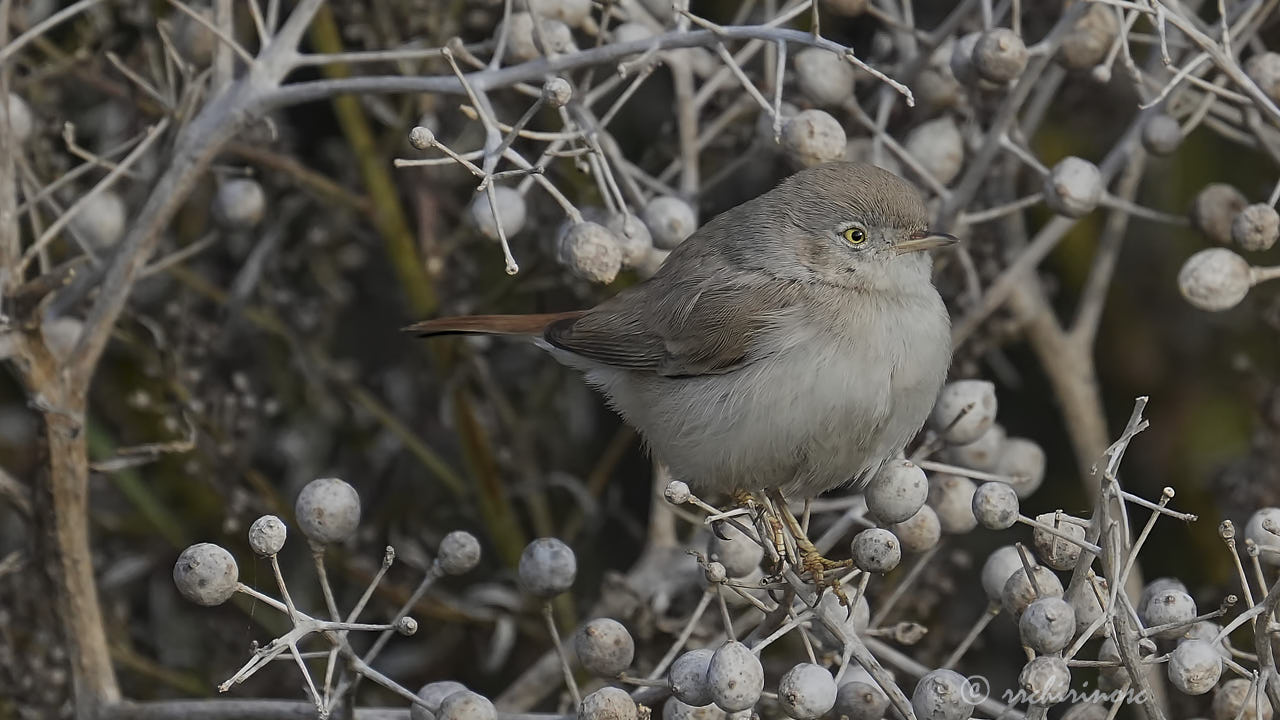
left=408, top=162, right=954, bottom=512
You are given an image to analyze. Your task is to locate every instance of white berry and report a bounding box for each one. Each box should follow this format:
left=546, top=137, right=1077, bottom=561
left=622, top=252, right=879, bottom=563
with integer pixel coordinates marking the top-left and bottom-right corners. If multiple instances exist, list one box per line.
left=778, top=663, right=837, bottom=719
left=437, top=530, right=481, bottom=575
left=866, top=459, right=928, bottom=523
left=1178, top=248, right=1252, bottom=311
left=851, top=528, right=901, bottom=573
left=643, top=196, right=697, bottom=250
left=930, top=380, right=997, bottom=445
left=1044, top=157, right=1103, bottom=218
left=469, top=187, right=527, bottom=240
left=706, top=641, right=764, bottom=712
left=248, top=515, right=287, bottom=556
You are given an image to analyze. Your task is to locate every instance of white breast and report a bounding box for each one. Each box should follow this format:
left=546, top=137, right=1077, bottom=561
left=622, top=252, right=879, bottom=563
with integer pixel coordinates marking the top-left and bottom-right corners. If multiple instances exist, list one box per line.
left=560, top=288, right=951, bottom=498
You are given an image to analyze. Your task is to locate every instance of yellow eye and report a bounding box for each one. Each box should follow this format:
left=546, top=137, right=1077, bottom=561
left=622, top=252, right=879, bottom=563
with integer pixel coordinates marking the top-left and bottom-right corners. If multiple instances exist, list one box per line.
left=843, top=227, right=867, bottom=245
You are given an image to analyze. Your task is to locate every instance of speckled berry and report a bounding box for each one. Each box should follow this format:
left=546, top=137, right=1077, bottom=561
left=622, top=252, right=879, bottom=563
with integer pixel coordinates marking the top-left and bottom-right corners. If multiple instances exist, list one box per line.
left=1019, top=656, right=1070, bottom=705
left=778, top=663, right=837, bottom=719
left=438, top=691, right=496, bottom=720
left=1169, top=639, right=1223, bottom=695
left=575, top=618, right=635, bottom=677
left=927, top=474, right=978, bottom=534
left=437, top=530, right=481, bottom=575
left=912, top=669, right=974, bottom=720
left=558, top=221, right=623, bottom=284
left=866, top=459, right=928, bottom=523
left=579, top=687, right=637, bottom=720
left=782, top=109, right=847, bottom=168
left=669, top=648, right=716, bottom=707
left=1191, top=184, right=1249, bottom=245
left=518, top=538, right=577, bottom=597
left=1020, top=596, right=1076, bottom=654
left=890, top=505, right=942, bottom=554
left=972, top=481, right=1019, bottom=530
left=174, top=543, right=239, bottom=606
left=248, top=515, right=287, bottom=556
left=213, top=178, right=266, bottom=229
left=1044, top=157, right=1103, bottom=218
left=295, top=477, right=361, bottom=546
left=706, top=641, right=764, bottom=712
left=1003, top=565, right=1064, bottom=621
left=1033, top=514, right=1087, bottom=570
left=994, top=437, right=1046, bottom=498
left=1178, top=248, right=1252, bottom=311
left=1245, top=508, right=1280, bottom=564
left=411, top=681, right=468, bottom=720
left=851, top=528, right=901, bottom=573
left=982, top=546, right=1027, bottom=602
left=1212, top=678, right=1273, bottom=720
left=930, top=380, right=997, bottom=445
left=1232, top=204, right=1279, bottom=252
left=972, top=28, right=1028, bottom=84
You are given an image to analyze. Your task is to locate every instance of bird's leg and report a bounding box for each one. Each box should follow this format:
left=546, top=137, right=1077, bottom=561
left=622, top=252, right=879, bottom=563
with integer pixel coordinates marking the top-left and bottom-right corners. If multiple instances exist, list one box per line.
left=730, top=490, right=789, bottom=573
left=766, top=488, right=854, bottom=607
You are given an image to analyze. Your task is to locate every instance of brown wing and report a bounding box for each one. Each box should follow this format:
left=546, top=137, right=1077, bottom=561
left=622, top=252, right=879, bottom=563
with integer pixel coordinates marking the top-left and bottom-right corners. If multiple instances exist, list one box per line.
left=544, top=270, right=797, bottom=377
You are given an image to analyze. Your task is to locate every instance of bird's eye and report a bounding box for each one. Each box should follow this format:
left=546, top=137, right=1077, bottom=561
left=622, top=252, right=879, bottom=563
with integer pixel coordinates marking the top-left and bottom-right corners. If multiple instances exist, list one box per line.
left=842, top=227, right=867, bottom=245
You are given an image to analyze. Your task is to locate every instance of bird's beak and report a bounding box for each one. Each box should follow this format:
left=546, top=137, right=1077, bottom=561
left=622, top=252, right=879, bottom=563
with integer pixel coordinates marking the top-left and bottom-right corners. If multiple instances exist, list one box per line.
left=895, top=230, right=959, bottom=255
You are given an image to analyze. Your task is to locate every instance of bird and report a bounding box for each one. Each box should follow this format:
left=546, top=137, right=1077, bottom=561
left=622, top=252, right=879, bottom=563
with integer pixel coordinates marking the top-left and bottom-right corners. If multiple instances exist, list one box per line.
left=407, top=161, right=954, bottom=573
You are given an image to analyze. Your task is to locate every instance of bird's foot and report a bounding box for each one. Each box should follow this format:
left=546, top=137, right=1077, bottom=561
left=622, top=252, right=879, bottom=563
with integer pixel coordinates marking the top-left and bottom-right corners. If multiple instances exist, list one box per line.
left=765, top=488, right=854, bottom=606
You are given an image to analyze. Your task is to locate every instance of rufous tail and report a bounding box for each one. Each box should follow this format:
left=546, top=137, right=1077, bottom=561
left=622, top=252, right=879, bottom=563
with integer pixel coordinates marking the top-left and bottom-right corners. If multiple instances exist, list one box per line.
left=403, top=311, right=584, bottom=337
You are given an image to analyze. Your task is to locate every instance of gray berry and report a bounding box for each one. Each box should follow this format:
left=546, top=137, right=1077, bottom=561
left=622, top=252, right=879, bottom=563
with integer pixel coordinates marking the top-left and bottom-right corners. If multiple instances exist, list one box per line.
left=1245, top=508, right=1280, bottom=564
left=669, top=648, right=715, bottom=706
left=1212, top=678, right=1274, bottom=720
left=813, top=588, right=871, bottom=649
left=1179, top=248, right=1252, bottom=311
left=69, top=191, right=126, bottom=251
left=438, top=691, right=496, bottom=720
left=295, top=477, right=361, bottom=546
left=929, top=380, right=997, bottom=445
left=1168, top=639, right=1223, bottom=695
left=834, top=679, right=889, bottom=720
left=437, top=531, right=481, bottom=575
left=1033, top=513, right=1087, bottom=570
left=4, top=93, right=33, bottom=143
left=575, top=618, right=635, bottom=677
left=1003, top=565, right=1064, bottom=621
left=1065, top=577, right=1107, bottom=639
left=1142, top=113, right=1183, bottom=155
left=504, top=13, right=575, bottom=62
left=708, top=523, right=764, bottom=578
left=950, top=33, right=983, bottom=88
left=912, top=669, right=974, bottom=720
left=643, top=196, right=697, bottom=250
left=248, top=515, right=287, bottom=556
left=1044, top=157, right=1103, bottom=218
left=982, top=546, right=1027, bottom=602
left=777, top=663, right=837, bottom=719
left=411, top=681, right=468, bottom=720
left=1019, top=597, right=1076, bottom=654
left=1232, top=204, right=1280, bottom=252
left=972, top=481, right=1019, bottom=530
left=927, top=474, right=978, bottom=534
left=1246, top=52, right=1280, bottom=105
left=214, top=178, right=266, bottom=229
left=794, top=48, right=855, bottom=106
left=661, top=697, right=726, bottom=720
left=889, top=505, right=942, bottom=554
left=851, top=528, right=901, bottom=573
left=518, top=538, right=577, bottom=597
left=972, top=28, right=1028, bottom=84
left=940, top=422, right=1005, bottom=472
left=994, top=437, right=1046, bottom=498
left=173, top=543, right=239, bottom=606
left=1143, top=590, right=1197, bottom=638
left=1058, top=5, right=1118, bottom=70
left=706, top=641, right=764, bottom=712
left=578, top=687, right=636, bottom=720
left=866, top=459, right=928, bottom=524
left=905, top=116, right=964, bottom=186
left=1019, top=656, right=1071, bottom=705
left=469, top=187, right=527, bottom=240
left=558, top=222, right=623, bottom=284
left=542, top=77, right=573, bottom=107
left=664, top=480, right=691, bottom=505
left=606, top=212, right=654, bottom=269
left=782, top=109, right=847, bottom=168
left=1191, top=184, right=1249, bottom=245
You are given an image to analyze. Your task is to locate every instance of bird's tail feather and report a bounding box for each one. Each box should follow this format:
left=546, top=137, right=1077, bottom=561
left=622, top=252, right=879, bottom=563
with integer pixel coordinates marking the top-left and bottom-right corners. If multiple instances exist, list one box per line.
left=403, top=312, right=584, bottom=337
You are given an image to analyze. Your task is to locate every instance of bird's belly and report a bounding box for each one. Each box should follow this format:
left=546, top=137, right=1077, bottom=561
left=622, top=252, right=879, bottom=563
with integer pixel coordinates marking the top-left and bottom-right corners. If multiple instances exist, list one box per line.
left=592, top=346, right=900, bottom=496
